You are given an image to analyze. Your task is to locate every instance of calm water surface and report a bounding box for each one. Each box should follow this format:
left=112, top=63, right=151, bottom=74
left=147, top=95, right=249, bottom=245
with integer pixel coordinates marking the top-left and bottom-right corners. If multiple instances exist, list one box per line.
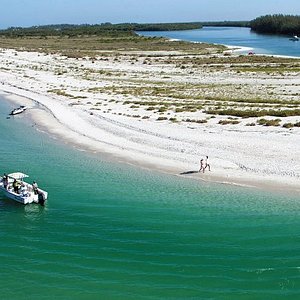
left=140, top=26, right=300, bottom=57
left=0, top=97, right=299, bottom=299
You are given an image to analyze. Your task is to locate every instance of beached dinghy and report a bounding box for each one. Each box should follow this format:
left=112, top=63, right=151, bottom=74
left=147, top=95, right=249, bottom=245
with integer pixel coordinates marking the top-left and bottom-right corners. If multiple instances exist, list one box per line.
left=0, top=172, right=48, bottom=205
left=9, top=105, right=27, bottom=116
left=290, top=35, right=299, bottom=41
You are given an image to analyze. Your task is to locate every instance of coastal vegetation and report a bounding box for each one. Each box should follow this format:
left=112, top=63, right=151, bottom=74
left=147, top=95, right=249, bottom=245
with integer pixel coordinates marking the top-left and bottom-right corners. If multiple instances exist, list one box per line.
left=0, top=34, right=221, bottom=56
left=218, top=119, right=240, bottom=125
left=131, top=22, right=203, bottom=31
left=201, top=21, right=250, bottom=27
left=250, top=14, right=300, bottom=35
left=0, top=22, right=203, bottom=37
left=257, top=118, right=281, bottom=126
left=0, top=21, right=252, bottom=38
left=0, top=22, right=299, bottom=130
left=206, top=108, right=300, bottom=118
left=1, top=15, right=300, bottom=41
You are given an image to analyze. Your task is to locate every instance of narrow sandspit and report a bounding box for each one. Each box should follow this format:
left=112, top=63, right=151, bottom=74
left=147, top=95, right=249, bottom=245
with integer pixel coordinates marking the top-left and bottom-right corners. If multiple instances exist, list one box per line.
left=1, top=48, right=300, bottom=192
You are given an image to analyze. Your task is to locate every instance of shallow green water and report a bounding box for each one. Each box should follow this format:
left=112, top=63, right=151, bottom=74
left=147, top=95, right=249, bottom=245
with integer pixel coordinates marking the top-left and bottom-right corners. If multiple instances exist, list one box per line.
left=0, top=98, right=299, bottom=299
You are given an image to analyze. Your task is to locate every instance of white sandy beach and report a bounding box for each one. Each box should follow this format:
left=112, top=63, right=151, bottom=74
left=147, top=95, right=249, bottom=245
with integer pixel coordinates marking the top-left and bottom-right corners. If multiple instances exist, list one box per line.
left=0, top=48, right=300, bottom=192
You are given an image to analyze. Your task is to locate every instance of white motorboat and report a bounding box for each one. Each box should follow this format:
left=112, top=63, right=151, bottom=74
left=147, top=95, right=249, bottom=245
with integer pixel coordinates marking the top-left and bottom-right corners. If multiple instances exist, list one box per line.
left=0, top=172, right=48, bottom=205
left=290, top=35, right=299, bottom=41
left=9, top=105, right=27, bottom=116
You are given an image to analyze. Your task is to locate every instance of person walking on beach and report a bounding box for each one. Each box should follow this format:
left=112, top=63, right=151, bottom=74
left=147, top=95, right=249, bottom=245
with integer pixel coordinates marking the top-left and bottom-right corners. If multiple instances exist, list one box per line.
left=203, top=156, right=211, bottom=172
left=199, top=159, right=204, bottom=172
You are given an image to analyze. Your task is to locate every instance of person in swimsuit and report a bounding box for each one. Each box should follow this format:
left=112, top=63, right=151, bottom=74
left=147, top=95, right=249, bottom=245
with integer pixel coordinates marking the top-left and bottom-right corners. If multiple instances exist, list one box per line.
left=203, top=156, right=211, bottom=172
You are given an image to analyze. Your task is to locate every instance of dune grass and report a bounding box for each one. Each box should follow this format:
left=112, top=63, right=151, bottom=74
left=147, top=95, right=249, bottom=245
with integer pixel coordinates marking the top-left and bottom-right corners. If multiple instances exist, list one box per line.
left=1, top=33, right=300, bottom=127
left=0, top=35, right=223, bottom=56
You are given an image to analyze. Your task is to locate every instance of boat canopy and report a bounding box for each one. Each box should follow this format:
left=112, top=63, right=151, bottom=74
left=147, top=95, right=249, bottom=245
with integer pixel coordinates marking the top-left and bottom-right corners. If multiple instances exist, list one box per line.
left=8, top=172, right=29, bottom=180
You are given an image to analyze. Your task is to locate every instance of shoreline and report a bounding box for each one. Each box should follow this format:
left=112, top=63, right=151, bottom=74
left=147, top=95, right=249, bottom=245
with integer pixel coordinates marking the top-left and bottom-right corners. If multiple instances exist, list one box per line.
left=137, top=31, right=300, bottom=59
left=2, top=89, right=300, bottom=194
left=0, top=47, right=300, bottom=193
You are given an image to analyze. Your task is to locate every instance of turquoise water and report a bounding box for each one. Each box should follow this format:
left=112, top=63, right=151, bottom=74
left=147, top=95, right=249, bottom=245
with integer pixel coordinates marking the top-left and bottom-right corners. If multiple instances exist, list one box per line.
left=139, top=26, right=300, bottom=57
left=0, top=97, right=299, bottom=299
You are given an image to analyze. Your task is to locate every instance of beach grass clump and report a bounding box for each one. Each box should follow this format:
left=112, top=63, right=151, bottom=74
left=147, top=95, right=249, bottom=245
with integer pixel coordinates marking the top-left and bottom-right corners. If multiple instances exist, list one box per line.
left=233, top=65, right=300, bottom=74
left=218, top=119, right=240, bottom=125
left=69, top=101, right=83, bottom=106
left=158, top=106, right=168, bottom=113
left=54, top=70, right=68, bottom=76
left=257, top=118, right=281, bottom=126
left=146, top=106, right=156, bottom=111
left=183, top=118, right=208, bottom=124
left=206, top=108, right=300, bottom=118
left=47, top=89, right=86, bottom=99
left=88, top=87, right=104, bottom=93
left=282, top=123, right=294, bottom=128
left=156, top=116, right=168, bottom=121
left=175, top=107, right=185, bottom=113
left=282, top=121, right=300, bottom=128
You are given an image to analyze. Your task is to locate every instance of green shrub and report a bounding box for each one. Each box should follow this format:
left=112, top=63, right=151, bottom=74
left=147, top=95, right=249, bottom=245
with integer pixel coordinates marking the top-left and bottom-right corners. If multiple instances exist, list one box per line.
left=257, top=118, right=268, bottom=125
left=282, top=123, right=294, bottom=128
left=146, top=106, right=156, bottom=111
left=257, top=118, right=281, bottom=126
left=218, top=119, right=240, bottom=125
left=183, top=118, right=208, bottom=124
left=158, top=106, right=168, bottom=112
left=206, top=109, right=300, bottom=118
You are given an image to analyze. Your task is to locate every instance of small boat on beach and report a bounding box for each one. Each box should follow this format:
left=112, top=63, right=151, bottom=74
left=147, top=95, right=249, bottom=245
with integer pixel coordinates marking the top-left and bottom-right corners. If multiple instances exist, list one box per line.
left=289, top=35, right=299, bottom=41
left=0, top=172, right=48, bottom=205
left=9, top=105, right=27, bottom=116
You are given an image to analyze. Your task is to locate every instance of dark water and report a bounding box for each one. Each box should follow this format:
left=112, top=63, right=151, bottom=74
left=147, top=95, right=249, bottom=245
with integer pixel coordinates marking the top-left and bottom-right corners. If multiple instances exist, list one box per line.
left=0, top=97, right=299, bottom=299
left=140, top=26, right=300, bottom=57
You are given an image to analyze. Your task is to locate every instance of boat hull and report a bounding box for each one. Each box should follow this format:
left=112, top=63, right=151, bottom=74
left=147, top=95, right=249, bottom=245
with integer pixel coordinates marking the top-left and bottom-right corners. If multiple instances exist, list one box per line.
left=10, top=109, right=26, bottom=116
left=0, top=185, right=48, bottom=205
left=9, top=106, right=27, bottom=116
left=2, top=188, right=28, bottom=204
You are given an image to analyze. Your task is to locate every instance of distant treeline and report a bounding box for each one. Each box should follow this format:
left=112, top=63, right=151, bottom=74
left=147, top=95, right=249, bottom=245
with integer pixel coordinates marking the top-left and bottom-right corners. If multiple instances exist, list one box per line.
left=201, top=21, right=250, bottom=27
left=0, top=24, right=135, bottom=37
left=250, top=14, right=300, bottom=35
left=131, top=22, right=202, bottom=31
left=1, top=16, right=299, bottom=38
left=0, top=22, right=203, bottom=37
